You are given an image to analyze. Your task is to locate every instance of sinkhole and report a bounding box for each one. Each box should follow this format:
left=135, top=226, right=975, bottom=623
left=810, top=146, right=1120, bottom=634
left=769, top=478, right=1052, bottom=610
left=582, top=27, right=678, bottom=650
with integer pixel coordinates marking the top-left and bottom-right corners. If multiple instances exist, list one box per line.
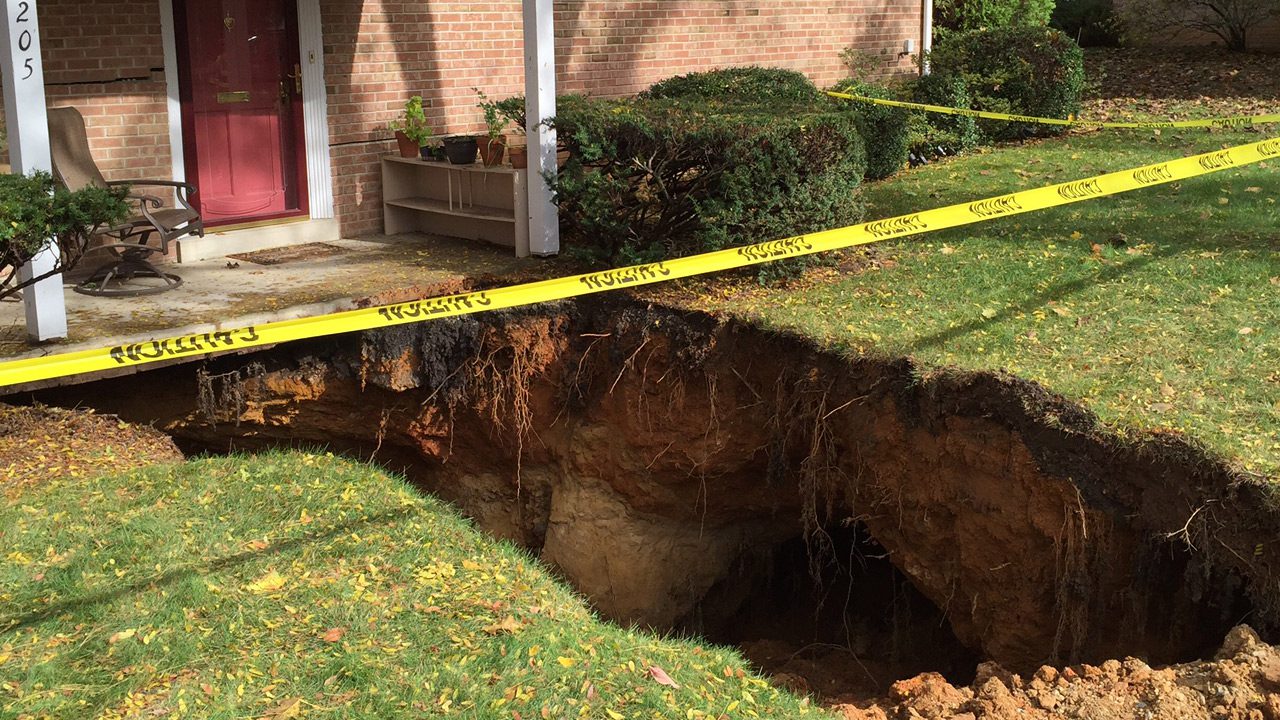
left=20, top=298, right=1280, bottom=700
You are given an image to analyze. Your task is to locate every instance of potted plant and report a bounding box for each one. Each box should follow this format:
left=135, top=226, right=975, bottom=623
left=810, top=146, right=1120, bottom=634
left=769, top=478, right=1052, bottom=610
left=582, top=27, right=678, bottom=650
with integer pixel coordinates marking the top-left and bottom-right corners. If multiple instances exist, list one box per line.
left=507, top=144, right=528, bottom=169
left=425, top=142, right=447, bottom=162
left=390, top=96, right=433, bottom=159
left=474, top=89, right=508, bottom=167
left=442, top=135, right=478, bottom=165
left=491, top=95, right=527, bottom=167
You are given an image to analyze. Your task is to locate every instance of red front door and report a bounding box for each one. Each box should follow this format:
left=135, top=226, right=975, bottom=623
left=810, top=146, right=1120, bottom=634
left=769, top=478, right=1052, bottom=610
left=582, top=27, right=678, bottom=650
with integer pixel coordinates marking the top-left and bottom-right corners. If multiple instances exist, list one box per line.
left=175, top=0, right=308, bottom=226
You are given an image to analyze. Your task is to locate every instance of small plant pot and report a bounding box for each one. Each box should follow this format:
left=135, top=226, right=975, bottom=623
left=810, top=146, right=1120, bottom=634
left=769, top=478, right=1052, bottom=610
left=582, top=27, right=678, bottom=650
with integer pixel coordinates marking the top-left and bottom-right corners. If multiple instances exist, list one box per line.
left=419, top=145, right=434, bottom=161
left=478, top=136, right=506, bottom=167
left=507, top=145, right=528, bottom=169
left=394, top=131, right=419, bottom=159
left=442, top=136, right=478, bottom=165
left=428, top=145, right=447, bottom=162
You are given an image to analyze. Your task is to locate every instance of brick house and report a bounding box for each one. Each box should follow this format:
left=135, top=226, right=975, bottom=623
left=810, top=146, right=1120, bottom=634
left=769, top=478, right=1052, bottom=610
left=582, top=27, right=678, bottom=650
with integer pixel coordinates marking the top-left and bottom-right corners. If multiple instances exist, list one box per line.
left=2, top=0, right=927, bottom=339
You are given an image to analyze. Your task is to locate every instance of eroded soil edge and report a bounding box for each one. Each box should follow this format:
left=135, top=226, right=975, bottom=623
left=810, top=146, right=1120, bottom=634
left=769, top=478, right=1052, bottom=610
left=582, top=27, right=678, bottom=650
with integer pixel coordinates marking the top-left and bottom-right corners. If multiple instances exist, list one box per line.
left=30, top=298, right=1280, bottom=707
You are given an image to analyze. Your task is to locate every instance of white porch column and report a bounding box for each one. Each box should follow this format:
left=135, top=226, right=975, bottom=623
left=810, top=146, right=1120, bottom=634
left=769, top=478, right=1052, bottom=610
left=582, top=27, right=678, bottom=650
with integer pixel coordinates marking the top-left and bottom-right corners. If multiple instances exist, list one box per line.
left=522, top=0, right=559, bottom=257
left=921, top=0, right=933, bottom=74
left=1, top=0, right=67, bottom=341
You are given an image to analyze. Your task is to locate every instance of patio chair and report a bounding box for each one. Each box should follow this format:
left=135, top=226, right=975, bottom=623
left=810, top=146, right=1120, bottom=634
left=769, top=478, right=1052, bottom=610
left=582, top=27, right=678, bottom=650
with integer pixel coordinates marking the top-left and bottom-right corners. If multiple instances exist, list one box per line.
left=47, top=106, right=204, bottom=297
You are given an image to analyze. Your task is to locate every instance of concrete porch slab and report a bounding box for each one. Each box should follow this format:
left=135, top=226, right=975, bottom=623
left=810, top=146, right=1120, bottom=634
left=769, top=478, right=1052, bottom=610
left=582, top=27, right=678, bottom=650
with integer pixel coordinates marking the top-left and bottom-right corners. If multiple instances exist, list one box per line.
left=0, top=233, right=534, bottom=371
left=175, top=218, right=343, bottom=263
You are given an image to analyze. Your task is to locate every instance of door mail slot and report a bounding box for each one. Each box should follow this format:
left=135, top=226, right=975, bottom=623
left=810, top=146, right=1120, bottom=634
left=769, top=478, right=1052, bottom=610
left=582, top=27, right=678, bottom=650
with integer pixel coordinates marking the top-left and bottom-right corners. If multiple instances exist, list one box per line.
left=216, top=91, right=251, bottom=104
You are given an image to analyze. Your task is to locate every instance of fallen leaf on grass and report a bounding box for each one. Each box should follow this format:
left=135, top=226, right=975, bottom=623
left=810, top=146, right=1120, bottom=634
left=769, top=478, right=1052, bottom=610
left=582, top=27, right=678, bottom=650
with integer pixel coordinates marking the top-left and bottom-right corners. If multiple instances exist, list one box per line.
left=263, top=697, right=302, bottom=719
left=321, top=627, right=345, bottom=642
left=246, top=570, right=287, bottom=594
left=647, top=665, right=680, bottom=689
left=557, top=656, right=576, bottom=667
left=108, top=628, right=136, bottom=644
left=1239, top=327, right=1254, bottom=335
left=483, top=616, right=523, bottom=635
left=1051, top=306, right=1071, bottom=317
left=1246, top=187, right=1262, bottom=193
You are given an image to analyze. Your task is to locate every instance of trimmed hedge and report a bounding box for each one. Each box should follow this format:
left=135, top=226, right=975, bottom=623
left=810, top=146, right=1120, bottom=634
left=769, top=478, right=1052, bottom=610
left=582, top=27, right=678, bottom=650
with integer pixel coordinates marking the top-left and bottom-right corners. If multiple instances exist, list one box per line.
left=829, top=79, right=910, bottom=180
left=547, top=95, right=866, bottom=266
left=930, top=26, right=1085, bottom=140
left=0, top=171, right=128, bottom=300
left=910, top=72, right=980, bottom=156
left=933, top=0, right=1057, bottom=43
left=640, top=67, right=824, bottom=105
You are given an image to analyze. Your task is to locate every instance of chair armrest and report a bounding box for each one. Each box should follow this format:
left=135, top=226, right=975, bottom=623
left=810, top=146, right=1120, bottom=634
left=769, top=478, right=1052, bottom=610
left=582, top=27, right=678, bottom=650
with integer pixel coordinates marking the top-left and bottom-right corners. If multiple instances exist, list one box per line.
left=128, top=193, right=166, bottom=209
left=107, top=179, right=196, bottom=191
left=109, top=179, right=199, bottom=214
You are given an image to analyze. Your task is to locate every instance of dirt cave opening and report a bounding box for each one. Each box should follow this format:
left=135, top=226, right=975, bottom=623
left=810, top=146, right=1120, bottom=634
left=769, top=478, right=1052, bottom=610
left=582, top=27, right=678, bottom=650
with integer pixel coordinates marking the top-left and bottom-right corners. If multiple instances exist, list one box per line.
left=677, top=521, right=981, bottom=698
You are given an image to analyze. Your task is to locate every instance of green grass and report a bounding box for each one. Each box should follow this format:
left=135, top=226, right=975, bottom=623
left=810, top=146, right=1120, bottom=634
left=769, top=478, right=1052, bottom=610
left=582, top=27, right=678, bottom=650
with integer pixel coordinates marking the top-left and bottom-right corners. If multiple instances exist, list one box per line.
left=695, top=129, right=1280, bottom=475
left=0, top=452, right=820, bottom=719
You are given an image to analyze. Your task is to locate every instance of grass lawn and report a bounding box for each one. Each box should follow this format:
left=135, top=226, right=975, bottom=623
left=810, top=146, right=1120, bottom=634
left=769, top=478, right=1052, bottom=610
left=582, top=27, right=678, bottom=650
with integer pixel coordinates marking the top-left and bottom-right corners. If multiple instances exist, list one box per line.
left=687, top=128, right=1279, bottom=475
left=0, top=452, right=819, bottom=719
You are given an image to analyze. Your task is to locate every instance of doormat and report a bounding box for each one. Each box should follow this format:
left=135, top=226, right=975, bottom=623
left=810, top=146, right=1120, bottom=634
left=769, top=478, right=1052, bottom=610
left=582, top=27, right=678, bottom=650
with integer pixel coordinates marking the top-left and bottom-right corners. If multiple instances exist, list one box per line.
left=227, top=243, right=350, bottom=266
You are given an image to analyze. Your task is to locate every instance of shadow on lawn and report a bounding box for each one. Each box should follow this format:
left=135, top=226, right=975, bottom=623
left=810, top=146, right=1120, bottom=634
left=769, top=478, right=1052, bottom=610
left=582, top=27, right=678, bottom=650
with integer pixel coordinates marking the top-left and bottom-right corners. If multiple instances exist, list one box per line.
left=0, top=505, right=418, bottom=634
left=903, top=241, right=1175, bottom=355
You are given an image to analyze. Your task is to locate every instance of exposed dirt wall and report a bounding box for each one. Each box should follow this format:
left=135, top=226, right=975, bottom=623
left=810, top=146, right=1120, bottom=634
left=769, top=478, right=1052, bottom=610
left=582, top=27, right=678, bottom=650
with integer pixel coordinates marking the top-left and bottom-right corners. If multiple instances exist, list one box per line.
left=25, top=298, right=1280, bottom=676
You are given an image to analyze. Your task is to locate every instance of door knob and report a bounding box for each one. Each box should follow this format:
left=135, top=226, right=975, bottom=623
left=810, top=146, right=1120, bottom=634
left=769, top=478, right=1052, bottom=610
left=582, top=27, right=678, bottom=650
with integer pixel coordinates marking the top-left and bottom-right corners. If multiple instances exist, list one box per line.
left=286, top=64, right=302, bottom=94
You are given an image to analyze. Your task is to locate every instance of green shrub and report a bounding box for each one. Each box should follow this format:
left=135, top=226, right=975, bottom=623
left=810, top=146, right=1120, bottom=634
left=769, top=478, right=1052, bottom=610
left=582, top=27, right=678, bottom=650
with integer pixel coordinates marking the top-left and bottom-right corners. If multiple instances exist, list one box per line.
left=0, top=171, right=129, bottom=300
left=909, top=72, right=981, bottom=156
left=929, top=26, right=1084, bottom=140
left=546, top=95, right=866, bottom=267
left=640, top=67, right=824, bottom=106
left=828, top=80, right=910, bottom=180
left=934, top=0, right=1057, bottom=42
left=1051, top=0, right=1121, bottom=46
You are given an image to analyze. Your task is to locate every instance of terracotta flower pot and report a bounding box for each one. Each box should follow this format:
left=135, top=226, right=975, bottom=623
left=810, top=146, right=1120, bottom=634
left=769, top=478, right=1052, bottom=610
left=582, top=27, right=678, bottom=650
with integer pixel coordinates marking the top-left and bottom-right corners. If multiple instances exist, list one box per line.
left=507, top=145, right=528, bottom=169
left=478, top=136, right=507, bottom=167
left=394, top=130, right=419, bottom=159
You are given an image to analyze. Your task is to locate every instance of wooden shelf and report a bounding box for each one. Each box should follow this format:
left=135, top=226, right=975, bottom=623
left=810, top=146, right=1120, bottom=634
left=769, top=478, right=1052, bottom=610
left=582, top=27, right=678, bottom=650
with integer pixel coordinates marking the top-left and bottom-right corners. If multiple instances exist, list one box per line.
left=382, top=156, right=516, bottom=175
left=385, top=196, right=516, bottom=223
left=382, top=156, right=529, bottom=256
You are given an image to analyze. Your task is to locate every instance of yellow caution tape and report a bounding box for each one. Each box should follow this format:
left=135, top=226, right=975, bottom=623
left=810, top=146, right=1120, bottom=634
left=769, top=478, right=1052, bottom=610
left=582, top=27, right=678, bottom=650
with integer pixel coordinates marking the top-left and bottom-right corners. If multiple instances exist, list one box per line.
left=826, top=91, right=1280, bottom=129
left=1, top=135, right=1277, bottom=389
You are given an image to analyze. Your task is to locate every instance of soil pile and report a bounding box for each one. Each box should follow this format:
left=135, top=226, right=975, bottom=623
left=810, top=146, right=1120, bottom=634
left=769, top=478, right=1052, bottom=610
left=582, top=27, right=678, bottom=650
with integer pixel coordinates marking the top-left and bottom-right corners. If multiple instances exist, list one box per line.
left=836, top=625, right=1280, bottom=720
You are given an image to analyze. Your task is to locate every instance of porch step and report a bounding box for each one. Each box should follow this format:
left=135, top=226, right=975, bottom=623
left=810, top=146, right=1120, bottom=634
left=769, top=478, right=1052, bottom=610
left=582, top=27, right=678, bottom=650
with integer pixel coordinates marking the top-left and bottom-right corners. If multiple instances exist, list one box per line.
left=174, top=218, right=341, bottom=263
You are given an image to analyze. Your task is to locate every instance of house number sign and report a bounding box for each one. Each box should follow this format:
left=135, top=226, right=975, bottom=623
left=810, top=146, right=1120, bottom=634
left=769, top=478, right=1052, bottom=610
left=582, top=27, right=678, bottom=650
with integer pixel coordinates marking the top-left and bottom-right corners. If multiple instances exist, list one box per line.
left=11, top=1, right=33, bottom=79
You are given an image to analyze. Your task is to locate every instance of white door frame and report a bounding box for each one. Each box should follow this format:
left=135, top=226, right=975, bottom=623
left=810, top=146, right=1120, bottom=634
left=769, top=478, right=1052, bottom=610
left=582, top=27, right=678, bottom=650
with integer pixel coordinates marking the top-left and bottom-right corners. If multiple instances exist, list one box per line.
left=157, top=0, right=334, bottom=219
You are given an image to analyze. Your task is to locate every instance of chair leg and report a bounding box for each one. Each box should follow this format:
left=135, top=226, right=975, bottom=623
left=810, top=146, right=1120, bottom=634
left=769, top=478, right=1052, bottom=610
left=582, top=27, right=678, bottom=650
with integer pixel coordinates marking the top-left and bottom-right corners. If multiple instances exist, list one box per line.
left=74, top=245, right=183, bottom=298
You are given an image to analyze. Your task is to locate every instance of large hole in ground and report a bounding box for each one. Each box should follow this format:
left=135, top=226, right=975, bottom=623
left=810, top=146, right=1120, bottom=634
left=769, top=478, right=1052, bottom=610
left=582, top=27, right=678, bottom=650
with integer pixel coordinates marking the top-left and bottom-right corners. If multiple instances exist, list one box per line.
left=20, top=299, right=1280, bottom=703
left=680, top=523, right=980, bottom=698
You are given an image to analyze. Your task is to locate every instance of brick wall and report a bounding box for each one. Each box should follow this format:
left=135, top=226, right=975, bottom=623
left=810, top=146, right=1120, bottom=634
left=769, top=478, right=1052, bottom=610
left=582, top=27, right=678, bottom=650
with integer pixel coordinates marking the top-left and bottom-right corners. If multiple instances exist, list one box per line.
left=323, top=0, right=924, bottom=236
left=0, top=0, right=172, bottom=183
left=4, top=0, right=923, bottom=238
